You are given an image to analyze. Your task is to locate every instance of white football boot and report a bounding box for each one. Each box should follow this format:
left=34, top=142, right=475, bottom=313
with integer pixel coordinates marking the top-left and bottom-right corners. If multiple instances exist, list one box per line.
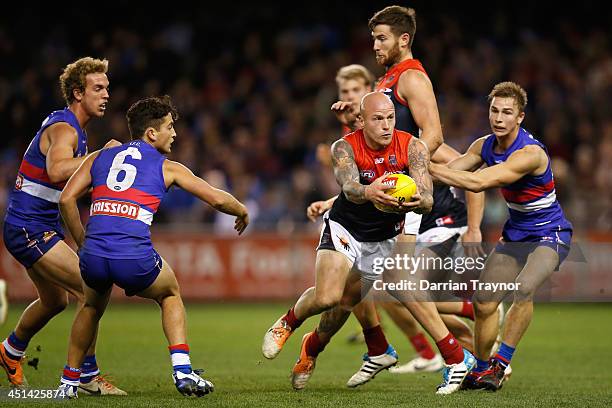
left=346, top=345, right=398, bottom=388
left=389, top=353, right=444, bottom=374
left=436, top=349, right=476, bottom=395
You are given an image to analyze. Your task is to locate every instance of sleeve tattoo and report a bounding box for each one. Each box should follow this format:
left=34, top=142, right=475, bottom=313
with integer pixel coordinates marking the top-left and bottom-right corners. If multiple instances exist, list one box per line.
left=408, top=139, right=434, bottom=214
left=331, top=139, right=367, bottom=204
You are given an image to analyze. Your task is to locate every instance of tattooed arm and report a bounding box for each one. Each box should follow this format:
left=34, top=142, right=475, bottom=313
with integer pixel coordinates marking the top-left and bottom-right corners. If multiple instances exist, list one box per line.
left=330, top=139, right=398, bottom=207
left=406, top=138, right=434, bottom=214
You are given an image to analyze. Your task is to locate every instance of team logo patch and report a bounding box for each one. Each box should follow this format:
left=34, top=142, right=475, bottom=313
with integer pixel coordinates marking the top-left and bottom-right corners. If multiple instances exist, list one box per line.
left=385, top=75, right=395, bottom=83
left=91, top=199, right=139, bottom=220
left=337, top=235, right=351, bottom=251
left=15, top=174, right=23, bottom=190
left=389, top=155, right=397, bottom=165
left=42, top=231, right=57, bottom=244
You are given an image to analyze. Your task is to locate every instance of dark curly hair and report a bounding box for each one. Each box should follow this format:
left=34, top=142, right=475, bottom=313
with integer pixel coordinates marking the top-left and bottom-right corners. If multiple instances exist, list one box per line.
left=126, top=95, right=179, bottom=139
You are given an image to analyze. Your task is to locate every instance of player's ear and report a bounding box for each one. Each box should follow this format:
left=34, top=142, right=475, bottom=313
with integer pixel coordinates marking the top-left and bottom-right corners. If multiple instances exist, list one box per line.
left=145, top=127, right=157, bottom=142
left=73, top=88, right=83, bottom=103
left=356, top=113, right=364, bottom=128
left=517, top=111, right=525, bottom=125
left=400, top=33, right=410, bottom=48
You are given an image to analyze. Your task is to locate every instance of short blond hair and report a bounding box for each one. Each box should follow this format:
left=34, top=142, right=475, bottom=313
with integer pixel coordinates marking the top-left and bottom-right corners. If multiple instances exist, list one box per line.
left=59, top=57, right=108, bottom=105
left=335, top=64, right=375, bottom=88
left=488, top=81, right=528, bottom=112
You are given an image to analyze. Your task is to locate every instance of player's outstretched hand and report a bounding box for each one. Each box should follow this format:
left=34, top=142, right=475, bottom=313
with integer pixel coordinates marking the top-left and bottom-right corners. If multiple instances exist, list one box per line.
left=365, top=175, right=399, bottom=208
left=306, top=200, right=331, bottom=222
left=331, top=101, right=358, bottom=126
left=103, top=139, right=122, bottom=149
left=235, top=213, right=249, bottom=235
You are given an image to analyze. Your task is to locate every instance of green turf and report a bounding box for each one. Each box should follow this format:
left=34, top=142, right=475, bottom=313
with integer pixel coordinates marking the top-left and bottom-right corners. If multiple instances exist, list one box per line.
left=1, top=302, right=611, bottom=407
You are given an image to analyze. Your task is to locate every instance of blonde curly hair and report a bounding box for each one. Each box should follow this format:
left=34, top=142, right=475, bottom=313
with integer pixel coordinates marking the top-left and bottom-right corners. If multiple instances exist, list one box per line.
left=59, top=57, right=108, bottom=105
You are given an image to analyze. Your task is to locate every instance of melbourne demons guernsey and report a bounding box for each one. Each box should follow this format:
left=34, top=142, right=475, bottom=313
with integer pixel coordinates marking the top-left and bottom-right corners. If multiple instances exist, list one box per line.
left=481, top=127, right=572, bottom=232
left=5, top=108, right=88, bottom=227
left=376, top=59, right=467, bottom=233
left=82, top=140, right=166, bottom=259
left=329, top=129, right=412, bottom=242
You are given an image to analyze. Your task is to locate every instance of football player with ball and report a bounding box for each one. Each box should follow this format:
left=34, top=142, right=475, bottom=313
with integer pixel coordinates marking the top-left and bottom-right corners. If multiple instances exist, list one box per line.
left=263, top=92, right=475, bottom=395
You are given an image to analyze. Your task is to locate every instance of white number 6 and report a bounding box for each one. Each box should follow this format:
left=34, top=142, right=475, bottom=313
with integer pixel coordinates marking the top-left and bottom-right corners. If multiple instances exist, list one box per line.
left=106, top=147, right=142, bottom=191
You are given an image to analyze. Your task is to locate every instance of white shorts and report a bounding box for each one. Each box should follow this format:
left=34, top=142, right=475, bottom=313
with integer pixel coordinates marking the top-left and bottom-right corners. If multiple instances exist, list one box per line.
left=318, top=213, right=397, bottom=281
left=416, top=225, right=468, bottom=257
left=403, top=212, right=423, bottom=235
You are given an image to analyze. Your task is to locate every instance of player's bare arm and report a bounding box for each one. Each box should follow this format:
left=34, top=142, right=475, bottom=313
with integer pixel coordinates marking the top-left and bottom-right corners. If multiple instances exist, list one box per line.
left=43, top=123, right=84, bottom=183
left=331, top=139, right=397, bottom=207
left=44, top=123, right=121, bottom=183
left=397, top=70, right=443, bottom=154
left=59, top=153, right=100, bottom=248
left=163, top=160, right=248, bottom=234
left=404, top=138, right=433, bottom=214
left=428, top=140, right=485, bottom=251
left=431, top=144, right=546, bottom=192
left=306, top=196, right=338, bottom=222
left=447, top=137, right=487, bottom=172
left=331, top=101, right=360, bottom=131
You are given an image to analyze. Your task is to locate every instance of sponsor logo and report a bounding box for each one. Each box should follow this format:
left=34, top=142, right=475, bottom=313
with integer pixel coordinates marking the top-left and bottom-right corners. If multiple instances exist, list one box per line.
left=15, top=175, right=23, bottom=190
left=379, top=87, right=393, bottom=94
left=91, top=199, right=139, bottom=220
left=435, top=216, right=454, bottom=226
left=374, top=157, right=384, bottom=164
left=382, top=176, right=398, bottom=189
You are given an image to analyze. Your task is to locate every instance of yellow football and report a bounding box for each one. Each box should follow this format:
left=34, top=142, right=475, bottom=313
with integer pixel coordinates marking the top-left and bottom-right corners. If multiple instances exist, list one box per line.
left=373, top=173, right=417, bottom=213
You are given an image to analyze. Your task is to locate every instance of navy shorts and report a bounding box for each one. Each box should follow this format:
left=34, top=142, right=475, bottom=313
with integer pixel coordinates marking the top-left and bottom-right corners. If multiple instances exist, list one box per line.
left=496, top=226, right=573, bottom=268
left=3, top=221, right=64, bottom=268
left=79, top=250, right=163, bottom=296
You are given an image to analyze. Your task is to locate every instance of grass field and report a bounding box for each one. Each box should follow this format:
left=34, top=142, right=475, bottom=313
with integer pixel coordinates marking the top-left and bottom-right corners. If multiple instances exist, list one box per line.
left=1, top=302, right=611, bottom=407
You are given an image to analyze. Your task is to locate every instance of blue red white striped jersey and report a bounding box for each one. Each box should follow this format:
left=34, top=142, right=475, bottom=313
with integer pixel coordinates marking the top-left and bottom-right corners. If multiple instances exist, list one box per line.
left=5, top=108, right=88, bottom=227
left=82, top=139, right=167, bottom=259
left=480, top=127, right=571, bottom=230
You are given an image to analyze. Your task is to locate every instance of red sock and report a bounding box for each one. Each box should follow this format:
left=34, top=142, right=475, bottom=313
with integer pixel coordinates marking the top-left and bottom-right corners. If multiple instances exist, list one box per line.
left=409, top=333, right=436, bottom=360
left=435, top=333, right=464, bottom=365
left=363, top=325, right=389, bottom=356
left=460, top=301, right=475, bottom=321
left=305, top=331, right=327, bottom=357
left=284, top=307, right=303, bottom=331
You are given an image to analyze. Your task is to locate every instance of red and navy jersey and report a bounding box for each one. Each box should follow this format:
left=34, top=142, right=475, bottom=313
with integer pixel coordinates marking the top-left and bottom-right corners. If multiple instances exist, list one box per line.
left=5, top=108, right=88, bottom=227
left=481, top=127, right=572, bottom=232
left=329, top=128, right=412, bottom=241
left=376, top=59, right=467, bottom=233
left=82, top=140, right=167, bottom=259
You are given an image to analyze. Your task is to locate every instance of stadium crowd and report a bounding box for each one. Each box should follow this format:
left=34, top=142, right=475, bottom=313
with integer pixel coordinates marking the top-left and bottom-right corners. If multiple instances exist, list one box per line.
left=0, top=4, right=609, bottom=234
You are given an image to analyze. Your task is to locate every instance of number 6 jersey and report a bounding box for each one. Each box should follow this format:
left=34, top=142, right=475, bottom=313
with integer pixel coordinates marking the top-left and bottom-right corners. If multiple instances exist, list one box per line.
left=83, top=139, right=167, bottom=258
